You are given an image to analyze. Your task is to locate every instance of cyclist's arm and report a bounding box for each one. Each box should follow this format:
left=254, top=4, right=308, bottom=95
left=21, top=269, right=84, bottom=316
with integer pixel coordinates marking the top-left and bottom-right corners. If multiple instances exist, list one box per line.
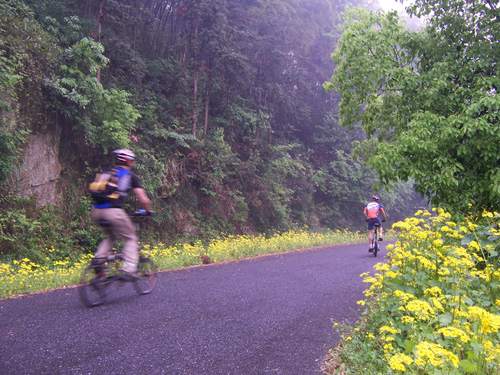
left=380, top=208, right=387, bottom=221
left=133, top=187, right=153, bottom=212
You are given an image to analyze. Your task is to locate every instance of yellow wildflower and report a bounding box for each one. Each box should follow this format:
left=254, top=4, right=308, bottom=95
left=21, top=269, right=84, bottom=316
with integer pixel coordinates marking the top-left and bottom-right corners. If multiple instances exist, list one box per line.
left=401, top=316, right=415, bottom=324
left=414, top=341, right=459, bottom=368
left=432, top=239, right=444, bottom=247
left=467, top=240, right=481, bottom=252
left=423, top=286, right=442, bottom=297
left=406, top=300, right=434, bottom=320
left=383, top=343, right=393, bottom=352
left=389, top=353, right=413, bottom=372
left=394, top=290, right=415, bottom=303
left=437, top=327, right=470, bottom=343
left=467, top=306, right=500, bottom=333
left=380, top=325, right=398, bottom=335
left=482, top=211, right=494, bottom=218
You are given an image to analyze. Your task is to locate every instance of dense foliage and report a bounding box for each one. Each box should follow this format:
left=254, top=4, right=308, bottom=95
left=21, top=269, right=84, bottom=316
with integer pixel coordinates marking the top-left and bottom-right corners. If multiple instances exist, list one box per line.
left=325, top=0, right=500, bottom=214
left=0, top=0, right=424, bottom=261
left=322, top=1, right=500, bottom=373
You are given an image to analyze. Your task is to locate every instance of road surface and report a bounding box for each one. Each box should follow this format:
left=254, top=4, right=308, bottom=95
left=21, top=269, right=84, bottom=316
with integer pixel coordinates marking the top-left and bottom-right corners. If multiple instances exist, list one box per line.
left=0, top=242, right=388, bottom=374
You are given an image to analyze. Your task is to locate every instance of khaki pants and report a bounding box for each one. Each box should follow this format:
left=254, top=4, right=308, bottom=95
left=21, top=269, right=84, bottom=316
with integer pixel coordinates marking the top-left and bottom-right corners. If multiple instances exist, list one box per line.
left=91, top=208, right=138, bottom=272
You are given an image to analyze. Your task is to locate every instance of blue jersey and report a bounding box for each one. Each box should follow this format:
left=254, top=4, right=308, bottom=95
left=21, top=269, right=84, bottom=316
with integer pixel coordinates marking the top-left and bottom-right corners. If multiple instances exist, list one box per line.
left=93, top=167, right=141, bottom=209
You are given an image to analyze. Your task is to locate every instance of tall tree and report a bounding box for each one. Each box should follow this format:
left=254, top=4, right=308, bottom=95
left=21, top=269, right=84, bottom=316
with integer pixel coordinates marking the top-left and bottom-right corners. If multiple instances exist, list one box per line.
left=325, top=0, right=500, bottom=214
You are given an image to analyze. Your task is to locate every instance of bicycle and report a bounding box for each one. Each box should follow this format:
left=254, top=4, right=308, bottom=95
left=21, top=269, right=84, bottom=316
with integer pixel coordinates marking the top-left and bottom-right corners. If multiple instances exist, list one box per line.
left=78, top=210, right=158, bottom=307
left=372, top=222, right=380, bottom=257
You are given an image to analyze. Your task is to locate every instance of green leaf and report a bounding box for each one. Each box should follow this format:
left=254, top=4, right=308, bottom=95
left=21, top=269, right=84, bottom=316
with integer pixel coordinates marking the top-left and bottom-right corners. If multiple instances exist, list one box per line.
left=438, top=313, right=453, bottom=326
left=404, top=340, right=416, bottom=353
left=461, top=234, right=475, bottom=246
left=462, top=296, right=473, bottom=306
left=471, top=342, right=482, bottom=356
left=459, top=359, right=476, bottom=373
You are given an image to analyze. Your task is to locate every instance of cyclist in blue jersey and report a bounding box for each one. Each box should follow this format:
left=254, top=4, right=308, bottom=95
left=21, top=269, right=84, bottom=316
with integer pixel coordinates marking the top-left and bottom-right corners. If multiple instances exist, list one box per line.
left=90, top=149, right=153, bottom=280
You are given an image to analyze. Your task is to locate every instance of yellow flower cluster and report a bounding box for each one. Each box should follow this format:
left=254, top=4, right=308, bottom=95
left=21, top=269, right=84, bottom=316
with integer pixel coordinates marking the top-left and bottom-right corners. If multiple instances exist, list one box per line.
left=359, top=209, right=500, bottom=374
left=414, top=341, right=459, bottom=368
left=388, top=353, right=413, bottom=371
left=467, top=306, right=500, bottom=334
left=143, top=228, right=367, bottom=270
left=0, top=227, right=366, bottom=299
left=0, top=253, right=92, bottom=297
left=436, top=326, right=470, bottom=343
left=405, top=299, right=435, bottom=320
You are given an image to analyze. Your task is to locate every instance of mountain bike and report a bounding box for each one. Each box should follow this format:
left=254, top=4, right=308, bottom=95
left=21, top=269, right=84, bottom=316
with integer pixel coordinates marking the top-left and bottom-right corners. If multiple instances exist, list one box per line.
left=78, top=210, right=157, bottom=307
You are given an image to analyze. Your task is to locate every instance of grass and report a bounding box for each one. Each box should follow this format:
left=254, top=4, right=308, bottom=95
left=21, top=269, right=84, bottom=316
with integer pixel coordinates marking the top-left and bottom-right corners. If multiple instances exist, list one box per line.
left=323, top=209, right=500, bottom=375
left=0, top=227, right=367, bottom=299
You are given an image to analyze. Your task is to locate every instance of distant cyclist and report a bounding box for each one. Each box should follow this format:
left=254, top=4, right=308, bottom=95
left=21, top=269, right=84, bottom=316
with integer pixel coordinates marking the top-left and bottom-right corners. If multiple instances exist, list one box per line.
left=364, top=194, right=386, bottom=252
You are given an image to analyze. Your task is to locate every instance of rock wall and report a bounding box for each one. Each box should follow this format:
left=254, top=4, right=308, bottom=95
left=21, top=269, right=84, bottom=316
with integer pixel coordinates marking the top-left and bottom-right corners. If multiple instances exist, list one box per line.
left=16, top=129, right=62, bottom=206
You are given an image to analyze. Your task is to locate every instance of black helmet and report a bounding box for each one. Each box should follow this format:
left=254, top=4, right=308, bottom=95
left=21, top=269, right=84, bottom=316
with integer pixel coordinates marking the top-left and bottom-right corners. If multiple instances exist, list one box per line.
left=372, top=194, right=380, bottom=202
left=113, top=149, right=136, bottom=162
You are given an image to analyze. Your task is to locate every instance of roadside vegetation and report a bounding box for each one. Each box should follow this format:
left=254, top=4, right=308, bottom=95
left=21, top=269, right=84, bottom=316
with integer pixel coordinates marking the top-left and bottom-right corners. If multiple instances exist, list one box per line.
left=0, top=227, right=366, bottom=299
left=323, top=209, right=500, bottom=374
left=324, top=0, right=500, bottom=372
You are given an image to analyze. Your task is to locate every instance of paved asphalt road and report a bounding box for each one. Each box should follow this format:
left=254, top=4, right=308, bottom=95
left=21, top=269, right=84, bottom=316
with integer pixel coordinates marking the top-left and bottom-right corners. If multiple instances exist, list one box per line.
left=0, top=242, right=388, bottom=375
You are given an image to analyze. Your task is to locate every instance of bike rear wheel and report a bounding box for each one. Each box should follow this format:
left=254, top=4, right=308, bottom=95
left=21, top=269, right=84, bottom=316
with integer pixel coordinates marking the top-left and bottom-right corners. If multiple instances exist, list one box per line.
left=373, top=238, right=378, bottom=257
left=78, top=266, right=106, bottom=307
left=133, top=257, right=158, bottom=295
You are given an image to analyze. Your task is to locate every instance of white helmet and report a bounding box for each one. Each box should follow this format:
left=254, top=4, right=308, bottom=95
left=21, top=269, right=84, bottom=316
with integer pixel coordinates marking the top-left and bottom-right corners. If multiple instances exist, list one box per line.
left=113, top=149, right=136, bottom=162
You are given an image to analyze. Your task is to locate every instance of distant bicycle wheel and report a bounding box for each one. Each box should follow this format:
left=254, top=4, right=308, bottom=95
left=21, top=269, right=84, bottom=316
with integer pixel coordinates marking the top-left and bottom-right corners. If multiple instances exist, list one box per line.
left=133, top=257, right=157, bottom=295
left=373, top=239, right=378, bottom=257
left=78, top=266, right=106, bottom=307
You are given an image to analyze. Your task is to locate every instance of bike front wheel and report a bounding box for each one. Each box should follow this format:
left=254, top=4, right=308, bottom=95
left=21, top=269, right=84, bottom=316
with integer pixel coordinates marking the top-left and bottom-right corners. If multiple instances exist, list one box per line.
left=133, top=257, right=158, bottom=295
left=78, top=266, right=106, bottom=307
left=373, top=241, right=378, bottom=257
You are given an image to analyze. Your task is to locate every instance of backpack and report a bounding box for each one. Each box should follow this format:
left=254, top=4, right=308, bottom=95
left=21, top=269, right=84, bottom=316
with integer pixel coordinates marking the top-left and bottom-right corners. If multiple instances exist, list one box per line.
left=89, top=168, right=127, bottom=204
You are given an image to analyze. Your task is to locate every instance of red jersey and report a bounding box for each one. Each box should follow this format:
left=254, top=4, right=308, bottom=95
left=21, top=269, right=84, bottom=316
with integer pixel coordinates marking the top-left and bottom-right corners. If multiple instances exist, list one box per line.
left=364, top=202, right=384, bottom=219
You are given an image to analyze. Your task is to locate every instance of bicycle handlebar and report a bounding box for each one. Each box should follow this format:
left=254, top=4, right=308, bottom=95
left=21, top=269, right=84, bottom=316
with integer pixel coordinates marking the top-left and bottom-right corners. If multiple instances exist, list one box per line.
left=130, top=209, right=155, bottom=217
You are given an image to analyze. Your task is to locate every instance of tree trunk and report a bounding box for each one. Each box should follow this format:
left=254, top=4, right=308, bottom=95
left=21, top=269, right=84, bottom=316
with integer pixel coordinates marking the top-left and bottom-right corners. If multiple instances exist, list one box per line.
left=97, top=0, right=105, bottom=82
left=204, top=81, right=209, bottom=137
left=192, top=18, right=199, bottom=137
